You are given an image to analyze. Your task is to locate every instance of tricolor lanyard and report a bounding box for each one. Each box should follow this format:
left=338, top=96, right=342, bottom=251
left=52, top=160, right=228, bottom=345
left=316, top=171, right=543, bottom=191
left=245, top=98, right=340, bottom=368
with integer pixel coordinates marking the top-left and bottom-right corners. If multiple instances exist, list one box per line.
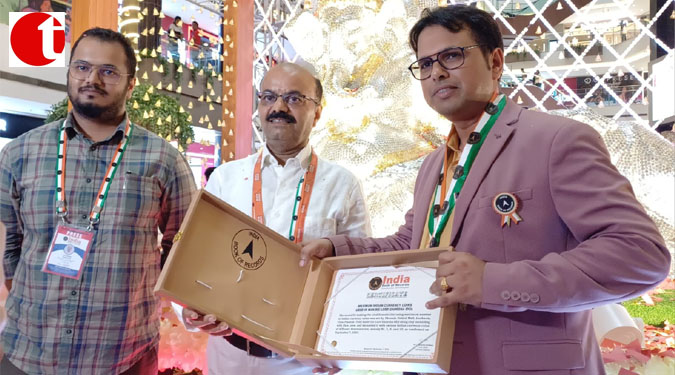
left=252, top=150, right=319, bottom=243
left=55, top=119, right=134, bottom=231
left=427, top=94, right=506, bottom=247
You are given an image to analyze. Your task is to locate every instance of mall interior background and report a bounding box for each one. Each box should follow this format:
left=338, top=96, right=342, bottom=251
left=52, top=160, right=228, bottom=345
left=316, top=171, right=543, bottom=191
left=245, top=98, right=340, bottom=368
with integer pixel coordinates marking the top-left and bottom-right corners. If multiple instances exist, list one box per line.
left=0, top=0, right=672, bottom=182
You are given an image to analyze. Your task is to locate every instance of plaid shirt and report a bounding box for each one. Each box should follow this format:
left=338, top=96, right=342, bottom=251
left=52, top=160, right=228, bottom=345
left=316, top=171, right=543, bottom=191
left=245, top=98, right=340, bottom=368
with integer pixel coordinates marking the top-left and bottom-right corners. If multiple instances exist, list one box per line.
left=0, top=113, right=196, bottom=374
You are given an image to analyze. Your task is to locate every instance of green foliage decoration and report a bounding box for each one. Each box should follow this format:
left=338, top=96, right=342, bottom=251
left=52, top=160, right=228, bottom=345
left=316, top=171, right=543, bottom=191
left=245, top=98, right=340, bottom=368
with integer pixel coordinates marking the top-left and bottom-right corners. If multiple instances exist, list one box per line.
left=189, top=66, right=197, bottom=82
left=45, top=98, right=69, bottom=124
left=204, top=68, right=214, bottom=90
left=622, top=289, right=675, bottom=327
left=43, top=83, right=194, bottom=150
left=127, top=83, right=194, bottom=149
left=157, top=56, right=170, bottom=77
left=172, top=59, right=183, bottom=82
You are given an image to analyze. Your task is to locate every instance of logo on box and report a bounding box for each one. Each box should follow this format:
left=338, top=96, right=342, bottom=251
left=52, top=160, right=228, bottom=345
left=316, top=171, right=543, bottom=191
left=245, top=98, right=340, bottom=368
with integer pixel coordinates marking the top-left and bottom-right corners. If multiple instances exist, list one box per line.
left=232, top=229, right=267, bottom=270
left=8, top=12, right=66, bottom=67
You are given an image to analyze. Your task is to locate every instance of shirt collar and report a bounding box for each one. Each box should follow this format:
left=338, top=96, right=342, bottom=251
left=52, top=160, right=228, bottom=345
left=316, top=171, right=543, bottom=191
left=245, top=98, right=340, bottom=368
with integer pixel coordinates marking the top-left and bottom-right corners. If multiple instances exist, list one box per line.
left=261, top=143, right=313, bottom=169
left=447, top=127, right=461, bottom=153
left=63, top=111, right=129, bottom=143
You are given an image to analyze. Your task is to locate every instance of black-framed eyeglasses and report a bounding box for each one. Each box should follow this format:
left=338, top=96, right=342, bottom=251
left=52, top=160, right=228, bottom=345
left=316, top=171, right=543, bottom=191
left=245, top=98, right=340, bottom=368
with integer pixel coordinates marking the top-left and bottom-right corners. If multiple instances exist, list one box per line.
left=408, top=44, right=484, bottom=80
left=257, top=91, right=320, bottom=107
left=68, top=62, right=132, bottom=85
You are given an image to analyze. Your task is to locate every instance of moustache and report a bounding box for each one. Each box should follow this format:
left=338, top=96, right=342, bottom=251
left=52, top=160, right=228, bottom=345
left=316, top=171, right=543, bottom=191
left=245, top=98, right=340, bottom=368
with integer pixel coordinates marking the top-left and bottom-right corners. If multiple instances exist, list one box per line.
left=266, top=111, right=296, bottom=123
left=79, top=86, right=107, bottom=95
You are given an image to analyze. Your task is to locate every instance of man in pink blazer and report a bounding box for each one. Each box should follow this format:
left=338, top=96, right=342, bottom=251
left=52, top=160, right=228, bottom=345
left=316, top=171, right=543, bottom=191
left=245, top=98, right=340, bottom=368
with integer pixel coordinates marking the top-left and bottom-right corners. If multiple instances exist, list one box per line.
left=301, top=5, right=670, bottom=374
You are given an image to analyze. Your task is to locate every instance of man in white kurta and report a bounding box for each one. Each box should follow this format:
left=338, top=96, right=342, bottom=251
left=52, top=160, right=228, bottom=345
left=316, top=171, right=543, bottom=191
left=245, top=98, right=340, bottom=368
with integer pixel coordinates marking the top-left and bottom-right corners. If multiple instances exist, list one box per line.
left=174, top=63, right=371, bottom=375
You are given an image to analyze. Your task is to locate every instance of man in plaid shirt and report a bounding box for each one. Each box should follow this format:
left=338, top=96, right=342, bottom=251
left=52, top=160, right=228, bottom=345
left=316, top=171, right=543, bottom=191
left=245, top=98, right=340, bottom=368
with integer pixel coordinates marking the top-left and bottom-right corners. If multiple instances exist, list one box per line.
left=0, top=28, right=196, bottom=374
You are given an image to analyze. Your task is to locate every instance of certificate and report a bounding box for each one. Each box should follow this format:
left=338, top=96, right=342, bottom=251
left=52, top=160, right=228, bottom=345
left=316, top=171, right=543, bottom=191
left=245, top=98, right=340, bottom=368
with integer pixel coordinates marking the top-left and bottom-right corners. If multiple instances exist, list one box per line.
left=317, top=265, right=440, bottom=359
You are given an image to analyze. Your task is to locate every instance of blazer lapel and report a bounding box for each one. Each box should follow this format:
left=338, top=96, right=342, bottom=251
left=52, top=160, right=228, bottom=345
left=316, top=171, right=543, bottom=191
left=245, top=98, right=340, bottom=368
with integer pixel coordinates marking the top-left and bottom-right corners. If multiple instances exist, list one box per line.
left=450, top=99, right=522, bottom=245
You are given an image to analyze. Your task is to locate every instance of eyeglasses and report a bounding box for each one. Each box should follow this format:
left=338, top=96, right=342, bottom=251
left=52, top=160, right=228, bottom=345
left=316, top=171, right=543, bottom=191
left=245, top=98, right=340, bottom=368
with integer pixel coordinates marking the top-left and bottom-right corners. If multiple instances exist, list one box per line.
left=408, top=44, right=484, bottom=80
left=257, top=91, right=320, bottom=107
left=68, top=62, right=132, bottom=85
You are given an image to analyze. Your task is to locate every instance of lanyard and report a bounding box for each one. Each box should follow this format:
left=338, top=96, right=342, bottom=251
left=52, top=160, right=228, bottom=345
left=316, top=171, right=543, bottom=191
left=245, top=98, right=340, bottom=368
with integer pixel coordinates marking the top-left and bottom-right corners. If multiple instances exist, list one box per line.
left=56, top=119, right=134, bottom=230
left=427, top=94, right=506, bottom=247
left=252, top=149, right=319, bottom=243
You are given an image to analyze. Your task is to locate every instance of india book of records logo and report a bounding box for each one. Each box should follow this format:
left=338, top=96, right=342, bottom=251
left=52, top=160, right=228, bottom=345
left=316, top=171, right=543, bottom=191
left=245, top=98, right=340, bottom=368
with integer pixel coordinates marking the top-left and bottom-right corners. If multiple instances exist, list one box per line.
left=8, top=12, right=66, bottom=67
left=231, top=229, right=267, bottom=270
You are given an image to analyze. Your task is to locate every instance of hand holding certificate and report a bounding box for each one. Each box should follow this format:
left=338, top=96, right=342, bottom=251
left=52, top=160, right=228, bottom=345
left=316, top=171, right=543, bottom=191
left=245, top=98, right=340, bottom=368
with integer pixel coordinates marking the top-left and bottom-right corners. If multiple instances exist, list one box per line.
left=427, top=250, right=486, bottom=309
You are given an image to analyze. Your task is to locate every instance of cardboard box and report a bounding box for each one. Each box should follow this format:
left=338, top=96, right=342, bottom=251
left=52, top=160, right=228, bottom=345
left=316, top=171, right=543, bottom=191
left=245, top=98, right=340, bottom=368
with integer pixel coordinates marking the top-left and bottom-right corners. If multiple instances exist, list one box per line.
left=155, top=190, right=455, bottom=373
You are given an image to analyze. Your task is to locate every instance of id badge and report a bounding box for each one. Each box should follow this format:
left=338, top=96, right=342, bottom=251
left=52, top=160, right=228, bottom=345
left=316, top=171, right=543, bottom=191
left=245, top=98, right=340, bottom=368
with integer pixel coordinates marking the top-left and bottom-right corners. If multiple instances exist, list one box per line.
left=42, top=225, right=94, bottom=280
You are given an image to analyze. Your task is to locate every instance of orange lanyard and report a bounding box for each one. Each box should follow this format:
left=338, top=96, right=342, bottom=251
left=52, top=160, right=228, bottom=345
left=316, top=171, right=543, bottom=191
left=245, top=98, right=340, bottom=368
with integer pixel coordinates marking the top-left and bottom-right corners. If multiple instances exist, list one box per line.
left=252, top=150, right=319, bottom=243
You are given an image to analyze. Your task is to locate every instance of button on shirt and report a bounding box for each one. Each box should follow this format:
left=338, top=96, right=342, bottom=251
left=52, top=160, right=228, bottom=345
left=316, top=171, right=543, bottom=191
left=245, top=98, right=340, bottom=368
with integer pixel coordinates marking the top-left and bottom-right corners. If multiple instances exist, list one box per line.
left=0, top=113, right=196, bottom=374
left=206, top=144, right=372, bottom=239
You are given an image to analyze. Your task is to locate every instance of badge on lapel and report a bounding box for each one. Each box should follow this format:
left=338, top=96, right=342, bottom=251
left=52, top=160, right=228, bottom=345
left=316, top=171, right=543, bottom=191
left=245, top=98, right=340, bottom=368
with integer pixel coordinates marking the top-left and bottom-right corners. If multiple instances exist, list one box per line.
left=493, top=192, right=523, bottom=227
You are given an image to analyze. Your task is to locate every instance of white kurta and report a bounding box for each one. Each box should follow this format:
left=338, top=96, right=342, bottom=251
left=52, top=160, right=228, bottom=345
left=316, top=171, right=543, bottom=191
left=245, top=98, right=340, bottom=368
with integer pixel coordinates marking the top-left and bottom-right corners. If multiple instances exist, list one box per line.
left=175, top=144, right=372, bottom=375
left=206, top=144, right=371, bottom=242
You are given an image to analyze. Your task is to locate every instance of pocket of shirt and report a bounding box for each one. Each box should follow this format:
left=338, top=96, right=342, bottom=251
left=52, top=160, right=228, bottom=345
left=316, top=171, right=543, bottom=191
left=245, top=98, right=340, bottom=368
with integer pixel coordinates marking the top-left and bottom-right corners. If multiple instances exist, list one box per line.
left=111, top=174, right=161, bottom=227
left=301, top=217, right=337, bottom=241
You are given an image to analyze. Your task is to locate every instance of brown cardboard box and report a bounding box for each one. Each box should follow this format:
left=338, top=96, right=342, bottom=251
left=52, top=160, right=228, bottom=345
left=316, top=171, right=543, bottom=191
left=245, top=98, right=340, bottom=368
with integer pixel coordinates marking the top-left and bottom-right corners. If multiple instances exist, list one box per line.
left=155, top=190, right=455, bottom=373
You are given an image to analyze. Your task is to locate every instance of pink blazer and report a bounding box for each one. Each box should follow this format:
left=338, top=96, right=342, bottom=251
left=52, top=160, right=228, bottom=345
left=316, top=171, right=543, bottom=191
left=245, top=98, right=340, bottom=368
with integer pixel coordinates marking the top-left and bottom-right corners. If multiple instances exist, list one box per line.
left=329, top=100, right=670, bottom=374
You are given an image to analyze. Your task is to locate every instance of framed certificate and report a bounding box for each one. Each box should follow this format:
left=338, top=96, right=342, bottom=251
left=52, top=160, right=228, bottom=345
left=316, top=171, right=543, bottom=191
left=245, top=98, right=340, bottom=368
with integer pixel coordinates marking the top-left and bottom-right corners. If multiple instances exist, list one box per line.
left=317, top=266, right=441, bottom=359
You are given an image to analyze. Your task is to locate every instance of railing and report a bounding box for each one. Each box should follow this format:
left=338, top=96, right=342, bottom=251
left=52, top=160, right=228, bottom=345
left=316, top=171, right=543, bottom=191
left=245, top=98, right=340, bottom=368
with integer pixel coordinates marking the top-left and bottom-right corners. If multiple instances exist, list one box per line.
left=562, top=43, right=603, bottom=59
left=501, top=77, right=646, bottom=108
left=160, top=34, right=222, bottom=72
left=603, top=29, right=640, bottom=46
left=575, top=84, right=646, bottom=107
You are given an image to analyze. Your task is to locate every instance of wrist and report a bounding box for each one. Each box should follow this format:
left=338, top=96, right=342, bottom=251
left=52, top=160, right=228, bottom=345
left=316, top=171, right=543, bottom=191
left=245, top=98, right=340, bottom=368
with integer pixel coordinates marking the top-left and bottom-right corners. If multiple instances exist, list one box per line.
left=325, top=238, right=336, bottom=257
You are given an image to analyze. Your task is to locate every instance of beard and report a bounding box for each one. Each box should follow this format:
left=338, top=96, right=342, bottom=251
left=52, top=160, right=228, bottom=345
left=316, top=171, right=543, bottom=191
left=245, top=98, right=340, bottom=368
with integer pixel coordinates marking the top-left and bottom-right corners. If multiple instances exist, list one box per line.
left=67, top=79, right=129, bottom=122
